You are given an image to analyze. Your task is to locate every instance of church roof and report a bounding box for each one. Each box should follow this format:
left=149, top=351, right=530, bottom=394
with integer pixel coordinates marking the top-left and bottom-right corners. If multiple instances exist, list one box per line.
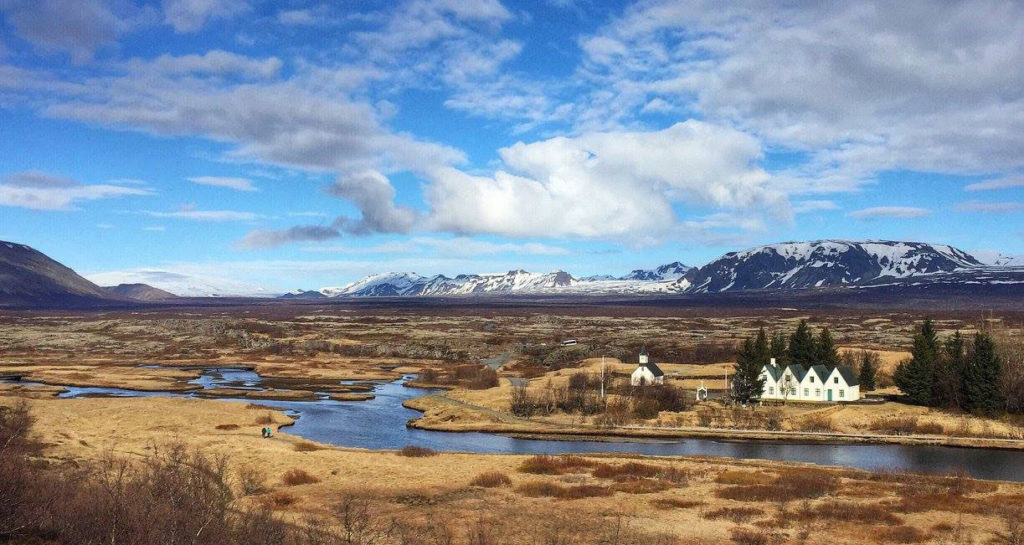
left=642, top=361, right=664, bottom=377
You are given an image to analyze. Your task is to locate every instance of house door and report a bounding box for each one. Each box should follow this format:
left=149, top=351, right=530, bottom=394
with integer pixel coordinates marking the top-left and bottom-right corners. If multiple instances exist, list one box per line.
left=827, top=389, right=833, bottom=401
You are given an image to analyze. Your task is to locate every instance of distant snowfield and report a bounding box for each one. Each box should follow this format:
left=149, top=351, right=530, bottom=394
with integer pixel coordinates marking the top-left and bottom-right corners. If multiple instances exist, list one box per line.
left=85, top=269, right=269, bottom=298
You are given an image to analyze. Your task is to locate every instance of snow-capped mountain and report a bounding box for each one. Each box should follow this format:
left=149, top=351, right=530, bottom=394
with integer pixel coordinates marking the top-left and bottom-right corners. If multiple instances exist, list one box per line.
left=675, top=240, right=985, bottom=293
left=621, top=261, right=690, bottom=281
left=321, top=270, right=576, bottom=297
left=282, top=240, right=1024, bottom=298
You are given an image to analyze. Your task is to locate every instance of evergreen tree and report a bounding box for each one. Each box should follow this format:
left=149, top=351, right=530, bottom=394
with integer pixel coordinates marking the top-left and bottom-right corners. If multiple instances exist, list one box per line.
left=733, top=337, right=766, bottom=405
left=787, top=320, right=817, bottom=367
left=858, top=351, right=877, bottom=391
left=964, top=332, right=1003, bottom=415
left=753, top=327, right=770, bottom=366
left=816, top=327, right=840, bottom=366
left=769, top=332, right=788, bottom=365
left=894, top=318, right=939, bottom=406
left=934, top=331, right=966, bottom=409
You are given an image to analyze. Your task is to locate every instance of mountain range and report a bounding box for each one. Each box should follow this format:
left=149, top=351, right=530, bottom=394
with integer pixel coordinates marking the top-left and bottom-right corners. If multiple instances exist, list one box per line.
left=2, top=238, right=1023, bottom=307
left=289, top=240, right=1024, bottom=298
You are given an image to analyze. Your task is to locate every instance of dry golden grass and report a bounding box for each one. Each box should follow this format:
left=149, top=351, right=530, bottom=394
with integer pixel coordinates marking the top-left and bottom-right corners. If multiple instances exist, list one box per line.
left=3, top=393, right=1022, bottom=544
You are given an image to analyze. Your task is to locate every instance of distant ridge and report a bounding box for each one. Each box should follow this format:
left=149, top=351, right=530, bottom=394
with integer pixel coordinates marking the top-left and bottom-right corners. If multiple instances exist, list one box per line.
left=0, top=240, right=118, bottom=307
left=103, top=283, right=178, bottom=301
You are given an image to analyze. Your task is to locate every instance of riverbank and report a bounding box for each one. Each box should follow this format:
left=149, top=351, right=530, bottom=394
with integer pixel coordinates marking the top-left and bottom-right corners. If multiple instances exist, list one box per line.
left=4, top=393, right=1022, bottom=545
left=404, top=385, right=1024, bottom=451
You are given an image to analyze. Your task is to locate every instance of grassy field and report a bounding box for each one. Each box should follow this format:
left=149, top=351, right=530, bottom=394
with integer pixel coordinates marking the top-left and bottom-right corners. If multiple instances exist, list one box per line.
left=3, top=393, right=1022, bottom=545
left=1, top=304, right=1023, bottom=543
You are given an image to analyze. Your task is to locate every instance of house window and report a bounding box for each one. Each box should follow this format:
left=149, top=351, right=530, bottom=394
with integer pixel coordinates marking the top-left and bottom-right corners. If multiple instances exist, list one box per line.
left=834, top=377, right=839, bottom=384
left=840, top=390, right=845, bottom=398
left=790, top=388, right=797, bottom=396
left=809, top=376, right=814, bottom=383
left=803, top=388, right=809, bottom=396
left=815, top=389, right=821, bottom=397
left=768, top=387, right=774, bottom=395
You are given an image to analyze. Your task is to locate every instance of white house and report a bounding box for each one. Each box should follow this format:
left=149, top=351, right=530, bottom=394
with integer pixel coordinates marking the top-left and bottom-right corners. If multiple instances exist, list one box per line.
left=630, top=346, right=665, bottom=386
left=759, top=358, right=859, bottom=402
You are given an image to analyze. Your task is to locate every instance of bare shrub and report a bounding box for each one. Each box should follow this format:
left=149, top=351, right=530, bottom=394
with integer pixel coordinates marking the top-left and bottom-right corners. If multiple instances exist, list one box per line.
left=238, top=465, right=268, bottom=496
left=216, top=423, right=240, bottom=430
left=262, top=490, right=297, bottom=509
left=870, top=416, right=919, bottom=435
left=717, top=468, right=838, bottom=502
left=796, top=413, right=834, bottom=432
left=715, top=471, right=774, bottom=486
left=518, top=455, right=564, bottom=475
left=469, top=471, right=511, bottom=488
left=515, top=480, right=611, bottom=499
left=793, top=501, right=902, bottom=525
left=652, top=498, right=705, bottom=510
left=611, top=479, right=672, bottom=494
left=592, top=461, right=660, bottom=480
left=282, top=468, right=320, bottom=486
left=730, top=526, right=770, bottom=545
left=879, top=525, right=927, bottom=543
left=398, top=445, right=437, bottom=457
left=703, top=507, right=764, bottom=523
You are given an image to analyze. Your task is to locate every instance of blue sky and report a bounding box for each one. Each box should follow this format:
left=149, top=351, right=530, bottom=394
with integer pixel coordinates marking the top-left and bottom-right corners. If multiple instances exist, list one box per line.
left=1, top=0, right=1022, bottom=295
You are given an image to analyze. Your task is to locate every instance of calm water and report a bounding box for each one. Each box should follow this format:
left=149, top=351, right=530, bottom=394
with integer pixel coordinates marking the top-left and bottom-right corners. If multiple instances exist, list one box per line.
left=10, top=370, right=1024, bottom=481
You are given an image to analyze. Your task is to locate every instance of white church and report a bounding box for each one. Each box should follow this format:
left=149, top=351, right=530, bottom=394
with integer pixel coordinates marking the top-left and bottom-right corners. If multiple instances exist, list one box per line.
left=630, top=346, right=665, bottom=386
left=758, top=358, right=860, bottom=402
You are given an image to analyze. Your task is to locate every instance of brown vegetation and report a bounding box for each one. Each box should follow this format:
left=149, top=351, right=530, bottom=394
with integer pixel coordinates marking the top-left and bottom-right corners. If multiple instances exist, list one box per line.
left=281, top=468, right=320, bottom=486
left=398, top=445, right=438, bottom=457
left=468, top=471, right=511, bottom=488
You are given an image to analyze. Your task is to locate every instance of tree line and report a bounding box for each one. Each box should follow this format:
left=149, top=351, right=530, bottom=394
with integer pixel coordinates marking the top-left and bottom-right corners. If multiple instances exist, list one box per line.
left=893, top=318, right=1012, bottom=415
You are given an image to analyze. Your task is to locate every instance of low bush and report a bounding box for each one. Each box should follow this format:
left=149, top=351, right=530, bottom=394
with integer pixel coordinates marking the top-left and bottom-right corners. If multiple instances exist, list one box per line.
left=469, top=471, right=511, bottom=488
left=215, top=423, right=240, bottom=430
left=293, top=440, right=323, bottom=452
left=518, top=454, right=596, bottom=475
left=515, top=481, right=612, bottom=499
left=261, top=491, right=297, bottom=509
left=237, top=465, right=267, bottom=496
left=592, top=461, right=660, bottom=480
left=714, top=470, right=774, bottom=486
left=879, top=525, right=927, bottom=543
left=611, top=478, right=672, bottom=494
left=651, top=498, right=705, bottom=510
left=796, top=413, right=834, bottom=432
left=398, top=445, right=437, bottom=457
left=870, top=416, right=919, bottom=435
left=729, top=527, right=770, bottom=545
left=794, top=501, right=902, bottom=525
left=281, top=468, right=320, bottom=486
left=717, top=468, right=838, bottom=502
left=703, top=507, right=764, bottom=523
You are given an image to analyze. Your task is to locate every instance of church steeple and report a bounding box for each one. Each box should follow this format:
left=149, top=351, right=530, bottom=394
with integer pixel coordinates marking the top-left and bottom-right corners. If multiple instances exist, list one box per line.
left=639, top=345, right=649, bottom=365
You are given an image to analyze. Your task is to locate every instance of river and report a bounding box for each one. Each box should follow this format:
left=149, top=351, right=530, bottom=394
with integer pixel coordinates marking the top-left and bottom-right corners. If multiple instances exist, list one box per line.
left=10, top=368, right=1024, bottom=481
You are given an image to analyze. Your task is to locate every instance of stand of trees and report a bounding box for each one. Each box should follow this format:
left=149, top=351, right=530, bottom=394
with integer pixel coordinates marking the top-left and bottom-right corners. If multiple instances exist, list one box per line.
left=893, top=318, right=1012, bottom=415
left=733, top=321, right=847, bottom=403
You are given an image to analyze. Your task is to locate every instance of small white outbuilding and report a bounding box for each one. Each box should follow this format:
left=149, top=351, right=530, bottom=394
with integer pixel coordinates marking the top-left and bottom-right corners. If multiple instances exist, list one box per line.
left=630, top=346, right=665, bottom=386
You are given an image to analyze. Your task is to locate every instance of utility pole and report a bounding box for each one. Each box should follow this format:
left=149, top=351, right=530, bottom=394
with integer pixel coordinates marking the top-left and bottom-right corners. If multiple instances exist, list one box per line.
left=600, top=356, right=606, bottom=399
